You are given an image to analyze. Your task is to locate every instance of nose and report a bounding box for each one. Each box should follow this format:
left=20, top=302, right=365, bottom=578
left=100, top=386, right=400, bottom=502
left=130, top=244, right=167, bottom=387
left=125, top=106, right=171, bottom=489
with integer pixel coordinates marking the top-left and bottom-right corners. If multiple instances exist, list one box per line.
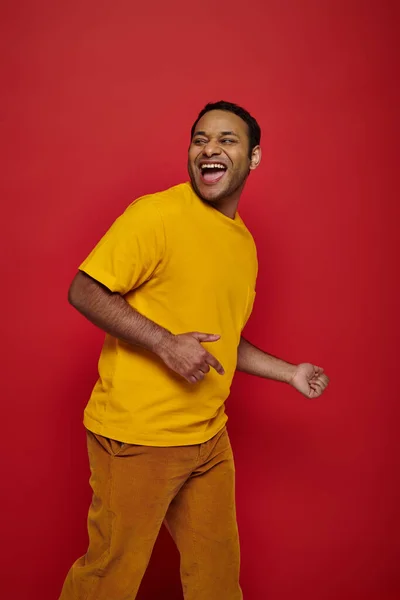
left=202, top=140, right=222, bottom=157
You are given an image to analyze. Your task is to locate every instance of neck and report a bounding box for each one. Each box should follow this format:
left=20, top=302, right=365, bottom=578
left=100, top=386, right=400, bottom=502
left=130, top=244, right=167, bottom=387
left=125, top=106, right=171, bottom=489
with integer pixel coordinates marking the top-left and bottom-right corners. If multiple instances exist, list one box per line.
left=206, top=182, right=245, bottom=220
left=212, top=197, right=239, bottom=219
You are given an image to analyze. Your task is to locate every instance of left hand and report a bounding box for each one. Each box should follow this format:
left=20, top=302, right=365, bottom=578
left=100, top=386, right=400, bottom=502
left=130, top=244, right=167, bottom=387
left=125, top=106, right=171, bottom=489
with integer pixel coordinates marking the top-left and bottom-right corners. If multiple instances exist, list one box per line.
left=289, top=363, right=329, bottom=399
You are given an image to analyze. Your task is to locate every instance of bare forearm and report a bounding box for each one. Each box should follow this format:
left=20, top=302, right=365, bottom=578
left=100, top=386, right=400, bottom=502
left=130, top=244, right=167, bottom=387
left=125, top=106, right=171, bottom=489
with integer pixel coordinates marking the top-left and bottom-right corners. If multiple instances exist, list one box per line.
left=68, top=271, right=171, bottom=353
left=237, top=336, right=296, bottom=383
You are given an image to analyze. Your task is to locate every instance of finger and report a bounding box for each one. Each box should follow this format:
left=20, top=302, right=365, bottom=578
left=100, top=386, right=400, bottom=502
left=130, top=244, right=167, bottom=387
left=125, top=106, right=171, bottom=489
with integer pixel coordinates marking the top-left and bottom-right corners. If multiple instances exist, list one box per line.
left=205, top=352, right=225, bottom=375
left=309, top=380, right=325, bottom=394
left=310, top=381, right=326, bottom=396
left=199, top=364, right=211, bottom=374
left=188, top=371, right=205, bottom=383
left=314, top=375, right=329, bottom=390
left=313, top=365, right=324, bottom=376
left=310, top=373, right=329, bottom=386
left=310, top=379, right=324, bottom=390
left=191, top=332, right=221, bottom=343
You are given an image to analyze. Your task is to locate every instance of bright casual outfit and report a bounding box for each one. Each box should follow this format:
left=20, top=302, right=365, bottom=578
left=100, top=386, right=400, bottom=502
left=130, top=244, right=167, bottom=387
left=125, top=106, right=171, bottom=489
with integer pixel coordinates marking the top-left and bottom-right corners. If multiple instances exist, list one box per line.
left=60, top=182, right=257, bottom=599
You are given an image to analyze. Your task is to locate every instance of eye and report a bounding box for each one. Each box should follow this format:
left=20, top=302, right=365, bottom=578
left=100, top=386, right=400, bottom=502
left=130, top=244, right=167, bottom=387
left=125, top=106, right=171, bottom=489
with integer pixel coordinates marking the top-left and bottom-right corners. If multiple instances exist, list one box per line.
left=221, top=138, right=236, bottom=144
left=193, top=138, right=207, bottom=146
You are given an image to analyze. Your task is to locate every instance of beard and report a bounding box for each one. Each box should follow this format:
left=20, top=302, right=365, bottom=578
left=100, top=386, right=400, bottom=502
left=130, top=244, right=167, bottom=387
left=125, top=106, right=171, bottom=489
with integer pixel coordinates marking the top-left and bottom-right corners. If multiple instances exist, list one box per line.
left=187, top=162, right=250, bottom=205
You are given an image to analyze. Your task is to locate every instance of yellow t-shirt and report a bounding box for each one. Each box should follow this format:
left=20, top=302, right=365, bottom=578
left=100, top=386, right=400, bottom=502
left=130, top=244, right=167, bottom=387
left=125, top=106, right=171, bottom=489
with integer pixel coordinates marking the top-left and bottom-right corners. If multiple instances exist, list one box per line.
left=80, top=182, right=257, bottom=446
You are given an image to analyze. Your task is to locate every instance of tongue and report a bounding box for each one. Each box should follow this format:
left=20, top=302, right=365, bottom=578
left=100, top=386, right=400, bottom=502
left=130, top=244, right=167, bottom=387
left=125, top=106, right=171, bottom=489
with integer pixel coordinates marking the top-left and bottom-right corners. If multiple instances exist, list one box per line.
left=203, top=169, right=225, bottom=183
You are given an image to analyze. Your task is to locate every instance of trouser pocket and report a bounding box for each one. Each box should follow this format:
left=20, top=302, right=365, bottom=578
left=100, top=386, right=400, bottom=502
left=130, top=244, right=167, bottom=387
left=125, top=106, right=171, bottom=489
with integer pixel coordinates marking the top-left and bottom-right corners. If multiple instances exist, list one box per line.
left=88, top=430, right=128, bottom=457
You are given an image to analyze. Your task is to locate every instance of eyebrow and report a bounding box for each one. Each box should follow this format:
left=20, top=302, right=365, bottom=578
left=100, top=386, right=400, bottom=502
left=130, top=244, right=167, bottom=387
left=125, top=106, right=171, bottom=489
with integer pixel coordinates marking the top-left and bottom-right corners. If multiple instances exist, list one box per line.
left=193, top=130, right=240, bottom=138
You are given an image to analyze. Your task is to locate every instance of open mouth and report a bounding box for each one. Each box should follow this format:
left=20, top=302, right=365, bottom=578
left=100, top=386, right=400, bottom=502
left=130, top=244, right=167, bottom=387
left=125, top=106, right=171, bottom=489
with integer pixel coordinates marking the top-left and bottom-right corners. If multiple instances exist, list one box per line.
left=199, top=162, right=227, bottom=184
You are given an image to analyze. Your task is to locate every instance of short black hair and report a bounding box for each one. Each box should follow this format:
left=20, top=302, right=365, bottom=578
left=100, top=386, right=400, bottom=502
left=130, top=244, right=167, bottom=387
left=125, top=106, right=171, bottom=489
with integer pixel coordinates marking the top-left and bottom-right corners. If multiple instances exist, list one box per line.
left=190, top=100, right=261, bottom=157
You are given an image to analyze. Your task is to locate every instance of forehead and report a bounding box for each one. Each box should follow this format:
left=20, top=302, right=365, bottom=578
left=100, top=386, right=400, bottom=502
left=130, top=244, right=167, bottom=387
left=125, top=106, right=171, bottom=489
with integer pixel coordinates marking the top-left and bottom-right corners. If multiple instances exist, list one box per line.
left=194, top=110, right=249, bottom=138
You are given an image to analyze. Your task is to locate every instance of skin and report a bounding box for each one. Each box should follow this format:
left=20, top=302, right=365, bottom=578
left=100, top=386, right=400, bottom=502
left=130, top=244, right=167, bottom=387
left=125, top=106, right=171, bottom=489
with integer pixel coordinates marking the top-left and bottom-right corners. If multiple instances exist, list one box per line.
left=68, top=273, right=224, bottom=385
left=68, top=109, right=329, bottom=396
left=188, top=110, right=261, bottom=219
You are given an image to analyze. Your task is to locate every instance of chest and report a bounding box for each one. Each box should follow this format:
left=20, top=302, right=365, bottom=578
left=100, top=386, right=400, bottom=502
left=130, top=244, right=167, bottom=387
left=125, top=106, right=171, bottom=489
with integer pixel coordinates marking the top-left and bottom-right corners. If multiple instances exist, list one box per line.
left=161, top=218, right=257, bottom=296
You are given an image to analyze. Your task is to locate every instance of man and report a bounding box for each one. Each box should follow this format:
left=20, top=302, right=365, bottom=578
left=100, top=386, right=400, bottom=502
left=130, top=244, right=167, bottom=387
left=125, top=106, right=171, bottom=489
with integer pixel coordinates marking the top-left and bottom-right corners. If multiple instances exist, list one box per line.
left=60, top=101, right=329, bottom=600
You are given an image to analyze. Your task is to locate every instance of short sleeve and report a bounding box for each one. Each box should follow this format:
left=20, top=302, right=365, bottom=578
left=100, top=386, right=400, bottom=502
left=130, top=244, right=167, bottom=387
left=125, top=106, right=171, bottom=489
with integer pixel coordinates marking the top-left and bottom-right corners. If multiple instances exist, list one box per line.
left=242, top=288, right=256, bottom=330
left=79, top=197, right=165, bottom=295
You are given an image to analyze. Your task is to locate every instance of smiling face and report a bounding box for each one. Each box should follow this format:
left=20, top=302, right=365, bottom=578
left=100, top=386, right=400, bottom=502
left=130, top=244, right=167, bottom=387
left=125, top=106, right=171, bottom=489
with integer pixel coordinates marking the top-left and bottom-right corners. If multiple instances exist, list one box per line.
left=188, top=110, right=261, bottom=213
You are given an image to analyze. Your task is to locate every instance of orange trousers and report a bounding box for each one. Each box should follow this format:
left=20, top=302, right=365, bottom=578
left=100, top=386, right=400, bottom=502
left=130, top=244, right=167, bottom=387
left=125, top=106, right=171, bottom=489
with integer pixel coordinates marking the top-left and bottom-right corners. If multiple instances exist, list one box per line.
left=59, top=427, right=242, bottom=600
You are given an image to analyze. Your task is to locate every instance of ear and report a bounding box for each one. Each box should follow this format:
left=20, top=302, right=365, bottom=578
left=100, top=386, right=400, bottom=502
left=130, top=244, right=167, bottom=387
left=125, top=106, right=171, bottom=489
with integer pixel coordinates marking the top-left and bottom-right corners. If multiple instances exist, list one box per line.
left=249, top=146, right=262, bottom=171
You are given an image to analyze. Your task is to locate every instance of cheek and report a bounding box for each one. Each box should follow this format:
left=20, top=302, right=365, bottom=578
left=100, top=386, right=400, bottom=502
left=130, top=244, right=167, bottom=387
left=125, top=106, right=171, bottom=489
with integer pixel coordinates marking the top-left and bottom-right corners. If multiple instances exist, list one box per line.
left=188, top=154, right=198, bottom=170
left=233, top=153, right=251, bottom=173
left=227, top=150, right=246, bottom=167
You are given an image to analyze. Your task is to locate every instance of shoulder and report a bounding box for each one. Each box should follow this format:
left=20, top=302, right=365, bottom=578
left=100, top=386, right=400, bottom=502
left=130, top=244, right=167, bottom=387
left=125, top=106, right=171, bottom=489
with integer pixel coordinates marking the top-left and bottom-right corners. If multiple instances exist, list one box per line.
left=237, top=215, right=257, bottom=248
left=237, top=216, right=258, bottom=266
left=123, top=182, right=192, bottom=222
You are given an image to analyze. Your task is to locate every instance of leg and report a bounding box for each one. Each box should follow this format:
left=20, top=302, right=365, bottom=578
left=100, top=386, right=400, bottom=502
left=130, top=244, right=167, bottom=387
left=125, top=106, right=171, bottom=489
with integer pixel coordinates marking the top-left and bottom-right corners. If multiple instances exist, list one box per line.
left=165, top=428, right=242, bottom=600
left=59, top=432, right=194, bottom=600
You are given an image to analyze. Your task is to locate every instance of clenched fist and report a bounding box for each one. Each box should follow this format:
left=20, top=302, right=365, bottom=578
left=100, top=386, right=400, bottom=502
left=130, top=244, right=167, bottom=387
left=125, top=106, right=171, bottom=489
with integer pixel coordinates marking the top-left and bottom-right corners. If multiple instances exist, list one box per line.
left=157, top=332, right=225, bottom=384
left=290, top=363, right=329, bottom=398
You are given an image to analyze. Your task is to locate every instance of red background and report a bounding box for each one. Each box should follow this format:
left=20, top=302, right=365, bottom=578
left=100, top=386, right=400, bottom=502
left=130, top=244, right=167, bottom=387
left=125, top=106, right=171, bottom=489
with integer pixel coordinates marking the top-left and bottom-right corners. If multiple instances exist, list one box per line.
left=1, top=1, right=398, bottom=599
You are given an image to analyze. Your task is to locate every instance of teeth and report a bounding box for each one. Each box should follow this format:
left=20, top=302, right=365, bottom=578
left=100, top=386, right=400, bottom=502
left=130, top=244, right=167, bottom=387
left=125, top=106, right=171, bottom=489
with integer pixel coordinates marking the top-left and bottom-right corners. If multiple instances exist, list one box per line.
left=200, top=163, right=226, bottom=170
